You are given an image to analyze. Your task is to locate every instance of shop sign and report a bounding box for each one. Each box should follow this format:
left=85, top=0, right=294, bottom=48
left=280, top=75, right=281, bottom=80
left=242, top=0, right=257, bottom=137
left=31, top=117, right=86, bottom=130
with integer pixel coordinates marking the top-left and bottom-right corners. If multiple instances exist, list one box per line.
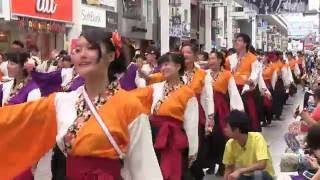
left=16, top=18, right=66, bottom=33
left=106, top=11, right=118, bottom=31
left=12, top=0, right=72, bottom=23
left=81, top=4, right=106, bottom=28
left=36, top=0, right=57, bottom=14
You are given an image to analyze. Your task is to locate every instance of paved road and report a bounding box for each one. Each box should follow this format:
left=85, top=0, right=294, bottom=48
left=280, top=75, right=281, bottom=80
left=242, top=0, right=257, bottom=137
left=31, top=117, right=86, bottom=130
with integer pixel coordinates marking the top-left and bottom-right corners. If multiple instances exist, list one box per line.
left=204, top=88, right=304, bottom=180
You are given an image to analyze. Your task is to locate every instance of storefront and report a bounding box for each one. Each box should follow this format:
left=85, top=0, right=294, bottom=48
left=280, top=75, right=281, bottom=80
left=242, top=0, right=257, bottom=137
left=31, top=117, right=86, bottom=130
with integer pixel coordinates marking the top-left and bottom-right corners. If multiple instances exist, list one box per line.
left=81, top=3, right=118, bottom=32
left=119, top=0, right=155, bottom=50
left=0, top=0, right=73, bottom=58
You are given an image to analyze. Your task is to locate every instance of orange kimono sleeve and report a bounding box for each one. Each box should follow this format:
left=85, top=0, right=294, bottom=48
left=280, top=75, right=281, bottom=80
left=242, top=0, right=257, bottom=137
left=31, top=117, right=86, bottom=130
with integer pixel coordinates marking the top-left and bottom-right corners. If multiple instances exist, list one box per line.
left=148, top=72, right=164, bottom=85
left=0, top=94, right=57, bottom=179
left=130, top=87, right=154, bottom=114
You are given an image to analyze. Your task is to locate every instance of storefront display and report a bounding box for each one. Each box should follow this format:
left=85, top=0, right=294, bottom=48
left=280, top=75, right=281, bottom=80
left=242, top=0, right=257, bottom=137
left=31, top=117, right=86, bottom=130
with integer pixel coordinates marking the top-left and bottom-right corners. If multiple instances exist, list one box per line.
left=1, top=0, right=73, bottom=57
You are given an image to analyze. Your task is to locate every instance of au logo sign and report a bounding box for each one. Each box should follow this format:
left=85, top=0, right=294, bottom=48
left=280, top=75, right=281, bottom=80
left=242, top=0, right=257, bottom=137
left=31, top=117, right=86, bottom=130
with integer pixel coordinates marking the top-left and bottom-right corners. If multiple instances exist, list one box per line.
left=36, top=0, right=57, bottom=14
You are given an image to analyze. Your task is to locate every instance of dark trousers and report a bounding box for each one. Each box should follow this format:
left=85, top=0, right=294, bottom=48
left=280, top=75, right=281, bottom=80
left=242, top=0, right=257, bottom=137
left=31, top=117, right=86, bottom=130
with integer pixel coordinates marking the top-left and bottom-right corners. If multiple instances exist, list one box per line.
left=51, top=145, right=67, bottom=180
left=238, top=171, right=273, bottom=180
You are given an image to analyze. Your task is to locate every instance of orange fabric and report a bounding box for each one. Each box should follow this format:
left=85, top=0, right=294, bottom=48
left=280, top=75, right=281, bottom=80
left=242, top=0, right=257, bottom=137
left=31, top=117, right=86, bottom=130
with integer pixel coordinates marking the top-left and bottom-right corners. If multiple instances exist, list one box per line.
left=272, top=60, right=283, bottom=71
left=0, top=95, right=57, bottom=179
left=156, top=85, right=195, bottom=121
left=148, top=72, right=164, bottom=85
left=0, top=71, right=3, bottom=81
left=71, top=90, right=145, bottom=159
left=226, top=52, right=257, bottom=85
left=289, top=59, right=298, bottom=70
left=262, top=64, right=275, bottom=80
left=130, top=86, right=154, bottom=114
left=188, top=68, right=206, bottom=94
left=213, top=70, right=232, bottom=94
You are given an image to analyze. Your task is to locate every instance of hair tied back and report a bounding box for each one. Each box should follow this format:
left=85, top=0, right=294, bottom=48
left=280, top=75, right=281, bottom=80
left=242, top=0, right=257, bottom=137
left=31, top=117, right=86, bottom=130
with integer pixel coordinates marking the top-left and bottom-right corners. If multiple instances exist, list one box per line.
left=110, top=32, right=122, bottom=58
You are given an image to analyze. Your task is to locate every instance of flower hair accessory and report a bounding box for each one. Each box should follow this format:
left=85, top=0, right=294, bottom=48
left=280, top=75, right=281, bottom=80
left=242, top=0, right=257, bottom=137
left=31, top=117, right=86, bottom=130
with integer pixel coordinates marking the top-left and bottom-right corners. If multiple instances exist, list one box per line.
left=110, top=32, right=122, bottom=58
left=24, top=58, right=36, bottom=73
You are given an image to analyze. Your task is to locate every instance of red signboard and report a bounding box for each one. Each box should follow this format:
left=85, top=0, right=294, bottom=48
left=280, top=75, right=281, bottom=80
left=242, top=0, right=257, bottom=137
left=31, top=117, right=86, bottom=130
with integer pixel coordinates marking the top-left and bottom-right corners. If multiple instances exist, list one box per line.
left=12, top=0, right=73, bottom=23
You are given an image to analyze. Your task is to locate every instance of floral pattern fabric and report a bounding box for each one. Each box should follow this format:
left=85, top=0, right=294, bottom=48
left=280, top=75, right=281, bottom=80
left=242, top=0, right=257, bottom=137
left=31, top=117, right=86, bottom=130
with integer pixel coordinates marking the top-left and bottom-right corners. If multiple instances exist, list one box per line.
left=63, top=81, right=120, bottom=153
left=153, top=81, right=184, bottom=114
left=4, top=78, right=29, bottom=105
left=184, top=68, right=196, bottom=85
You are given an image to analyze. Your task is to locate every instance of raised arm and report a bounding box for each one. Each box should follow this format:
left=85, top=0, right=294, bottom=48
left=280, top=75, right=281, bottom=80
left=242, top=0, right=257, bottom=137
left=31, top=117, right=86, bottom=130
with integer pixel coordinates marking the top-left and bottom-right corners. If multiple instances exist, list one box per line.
left=0, top=95, right=57, bottom=179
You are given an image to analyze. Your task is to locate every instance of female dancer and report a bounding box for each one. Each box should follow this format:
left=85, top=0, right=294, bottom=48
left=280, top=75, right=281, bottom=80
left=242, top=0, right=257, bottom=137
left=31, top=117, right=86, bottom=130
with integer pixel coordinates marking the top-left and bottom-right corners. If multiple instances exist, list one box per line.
left=0, top=51, right=46, bottom=179
left=134, top=53, right=199, bottom=180
left=206, top=51, right=244, bottom=175
left=180, top=43, right=214, bottom=180
left=0, top=29, right=162, bottom=180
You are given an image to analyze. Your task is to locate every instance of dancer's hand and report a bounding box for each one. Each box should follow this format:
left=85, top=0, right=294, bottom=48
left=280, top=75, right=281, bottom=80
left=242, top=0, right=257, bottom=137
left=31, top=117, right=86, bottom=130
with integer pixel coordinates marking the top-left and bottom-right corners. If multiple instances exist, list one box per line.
left=205, top=115, right=214, bottom=136
left=188, top=154, right=197, bottom=168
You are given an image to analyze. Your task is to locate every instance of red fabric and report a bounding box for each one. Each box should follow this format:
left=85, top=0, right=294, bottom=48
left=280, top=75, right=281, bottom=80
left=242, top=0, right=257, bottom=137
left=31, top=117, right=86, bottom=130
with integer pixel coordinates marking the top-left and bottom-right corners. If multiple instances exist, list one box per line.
left=66, top=156, right=122, bottom=180
left=263, top=96, right=272, bottom=111
left=263, top=80, right=272, bottom=111
left=311, top=106, right=320, bottom=120
left=213, top=92, right=230, bottom=132
left=237, top=85, right=260, bottom=131
left=14, top=168, right=33, bottom=180
left=150, top=115, right=188, bottom=180
left=196, top=94, right=206, bottom=127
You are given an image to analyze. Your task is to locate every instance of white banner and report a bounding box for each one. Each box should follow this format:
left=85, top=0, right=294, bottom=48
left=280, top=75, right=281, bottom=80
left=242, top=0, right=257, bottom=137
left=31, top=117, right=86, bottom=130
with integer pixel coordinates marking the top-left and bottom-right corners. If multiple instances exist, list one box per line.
left=81, top=4, right=106, bottom=28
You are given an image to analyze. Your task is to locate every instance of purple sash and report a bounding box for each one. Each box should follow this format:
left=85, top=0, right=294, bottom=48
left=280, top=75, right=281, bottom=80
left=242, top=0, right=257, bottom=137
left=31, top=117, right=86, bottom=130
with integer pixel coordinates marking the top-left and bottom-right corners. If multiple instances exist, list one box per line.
left=119, top=63, right=138, bottom=91
left=31, top=70, right=62, bottom=96
left=5, top=80, right=39, bottom=105
left=68, top=76, right=84, bottom=92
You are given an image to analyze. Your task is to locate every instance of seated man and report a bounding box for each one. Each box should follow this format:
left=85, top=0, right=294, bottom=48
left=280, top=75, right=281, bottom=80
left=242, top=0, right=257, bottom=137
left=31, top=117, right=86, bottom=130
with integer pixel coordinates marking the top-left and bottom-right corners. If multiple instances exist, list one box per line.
left=223, top=110, right=275, bottom=180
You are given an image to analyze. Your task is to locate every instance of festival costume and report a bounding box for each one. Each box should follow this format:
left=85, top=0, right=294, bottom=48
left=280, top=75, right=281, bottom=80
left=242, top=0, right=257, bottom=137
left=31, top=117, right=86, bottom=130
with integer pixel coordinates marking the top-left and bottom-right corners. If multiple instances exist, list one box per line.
left=225, top=52, right=261, bottom=131
left=0, top=86, right=163, bottom=180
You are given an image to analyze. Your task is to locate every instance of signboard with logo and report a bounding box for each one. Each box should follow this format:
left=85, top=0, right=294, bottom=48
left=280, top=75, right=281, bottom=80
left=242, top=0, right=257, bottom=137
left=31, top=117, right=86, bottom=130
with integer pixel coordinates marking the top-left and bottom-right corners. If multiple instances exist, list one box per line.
left=11, top=0, right=73, bottom=23
left=81, top=4, right=106, bottom=28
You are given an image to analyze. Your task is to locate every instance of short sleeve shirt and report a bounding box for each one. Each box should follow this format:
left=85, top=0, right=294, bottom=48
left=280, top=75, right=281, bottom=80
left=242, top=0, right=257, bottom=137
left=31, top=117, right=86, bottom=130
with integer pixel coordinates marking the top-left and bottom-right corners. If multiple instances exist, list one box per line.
left=223, top=132, right=275, bottom=177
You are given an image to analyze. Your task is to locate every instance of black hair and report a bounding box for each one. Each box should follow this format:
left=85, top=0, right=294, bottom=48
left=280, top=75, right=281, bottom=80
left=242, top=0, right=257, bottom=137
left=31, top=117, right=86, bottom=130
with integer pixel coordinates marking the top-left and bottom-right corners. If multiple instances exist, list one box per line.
left=199, top=51, right=209, bottom=61
left=225, top=110, right=250, bottom=134
left=256, top=49, right=264, bottom=56
left=158, top=53, right=185, bottom=75
left=12, top=40, right=24, bottom=49
left=80, top=29, right=127, bottom=82
left=181, top=42, right=198, bottom=55
left=248, top=45, right=256, bottom=55
left=286, top=51, right=293, bottom=57
left=5, top=51, right=30, bottom=77
left=306, top=125, right=320, bottom=150
left=59, top=50, right=68, bottom=56
left=134, top=54, right=146, bottom=60
left=227, top=48, right=236, bottom=56
left=209, top=50, right=225, bottom=68
left=313, top=88, right=320, bottom=100
left=145, top=46, right=160, bottom=59
left=61, top=55, right=71, bottom=62
left=236, top=33, right=251, bottom=51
